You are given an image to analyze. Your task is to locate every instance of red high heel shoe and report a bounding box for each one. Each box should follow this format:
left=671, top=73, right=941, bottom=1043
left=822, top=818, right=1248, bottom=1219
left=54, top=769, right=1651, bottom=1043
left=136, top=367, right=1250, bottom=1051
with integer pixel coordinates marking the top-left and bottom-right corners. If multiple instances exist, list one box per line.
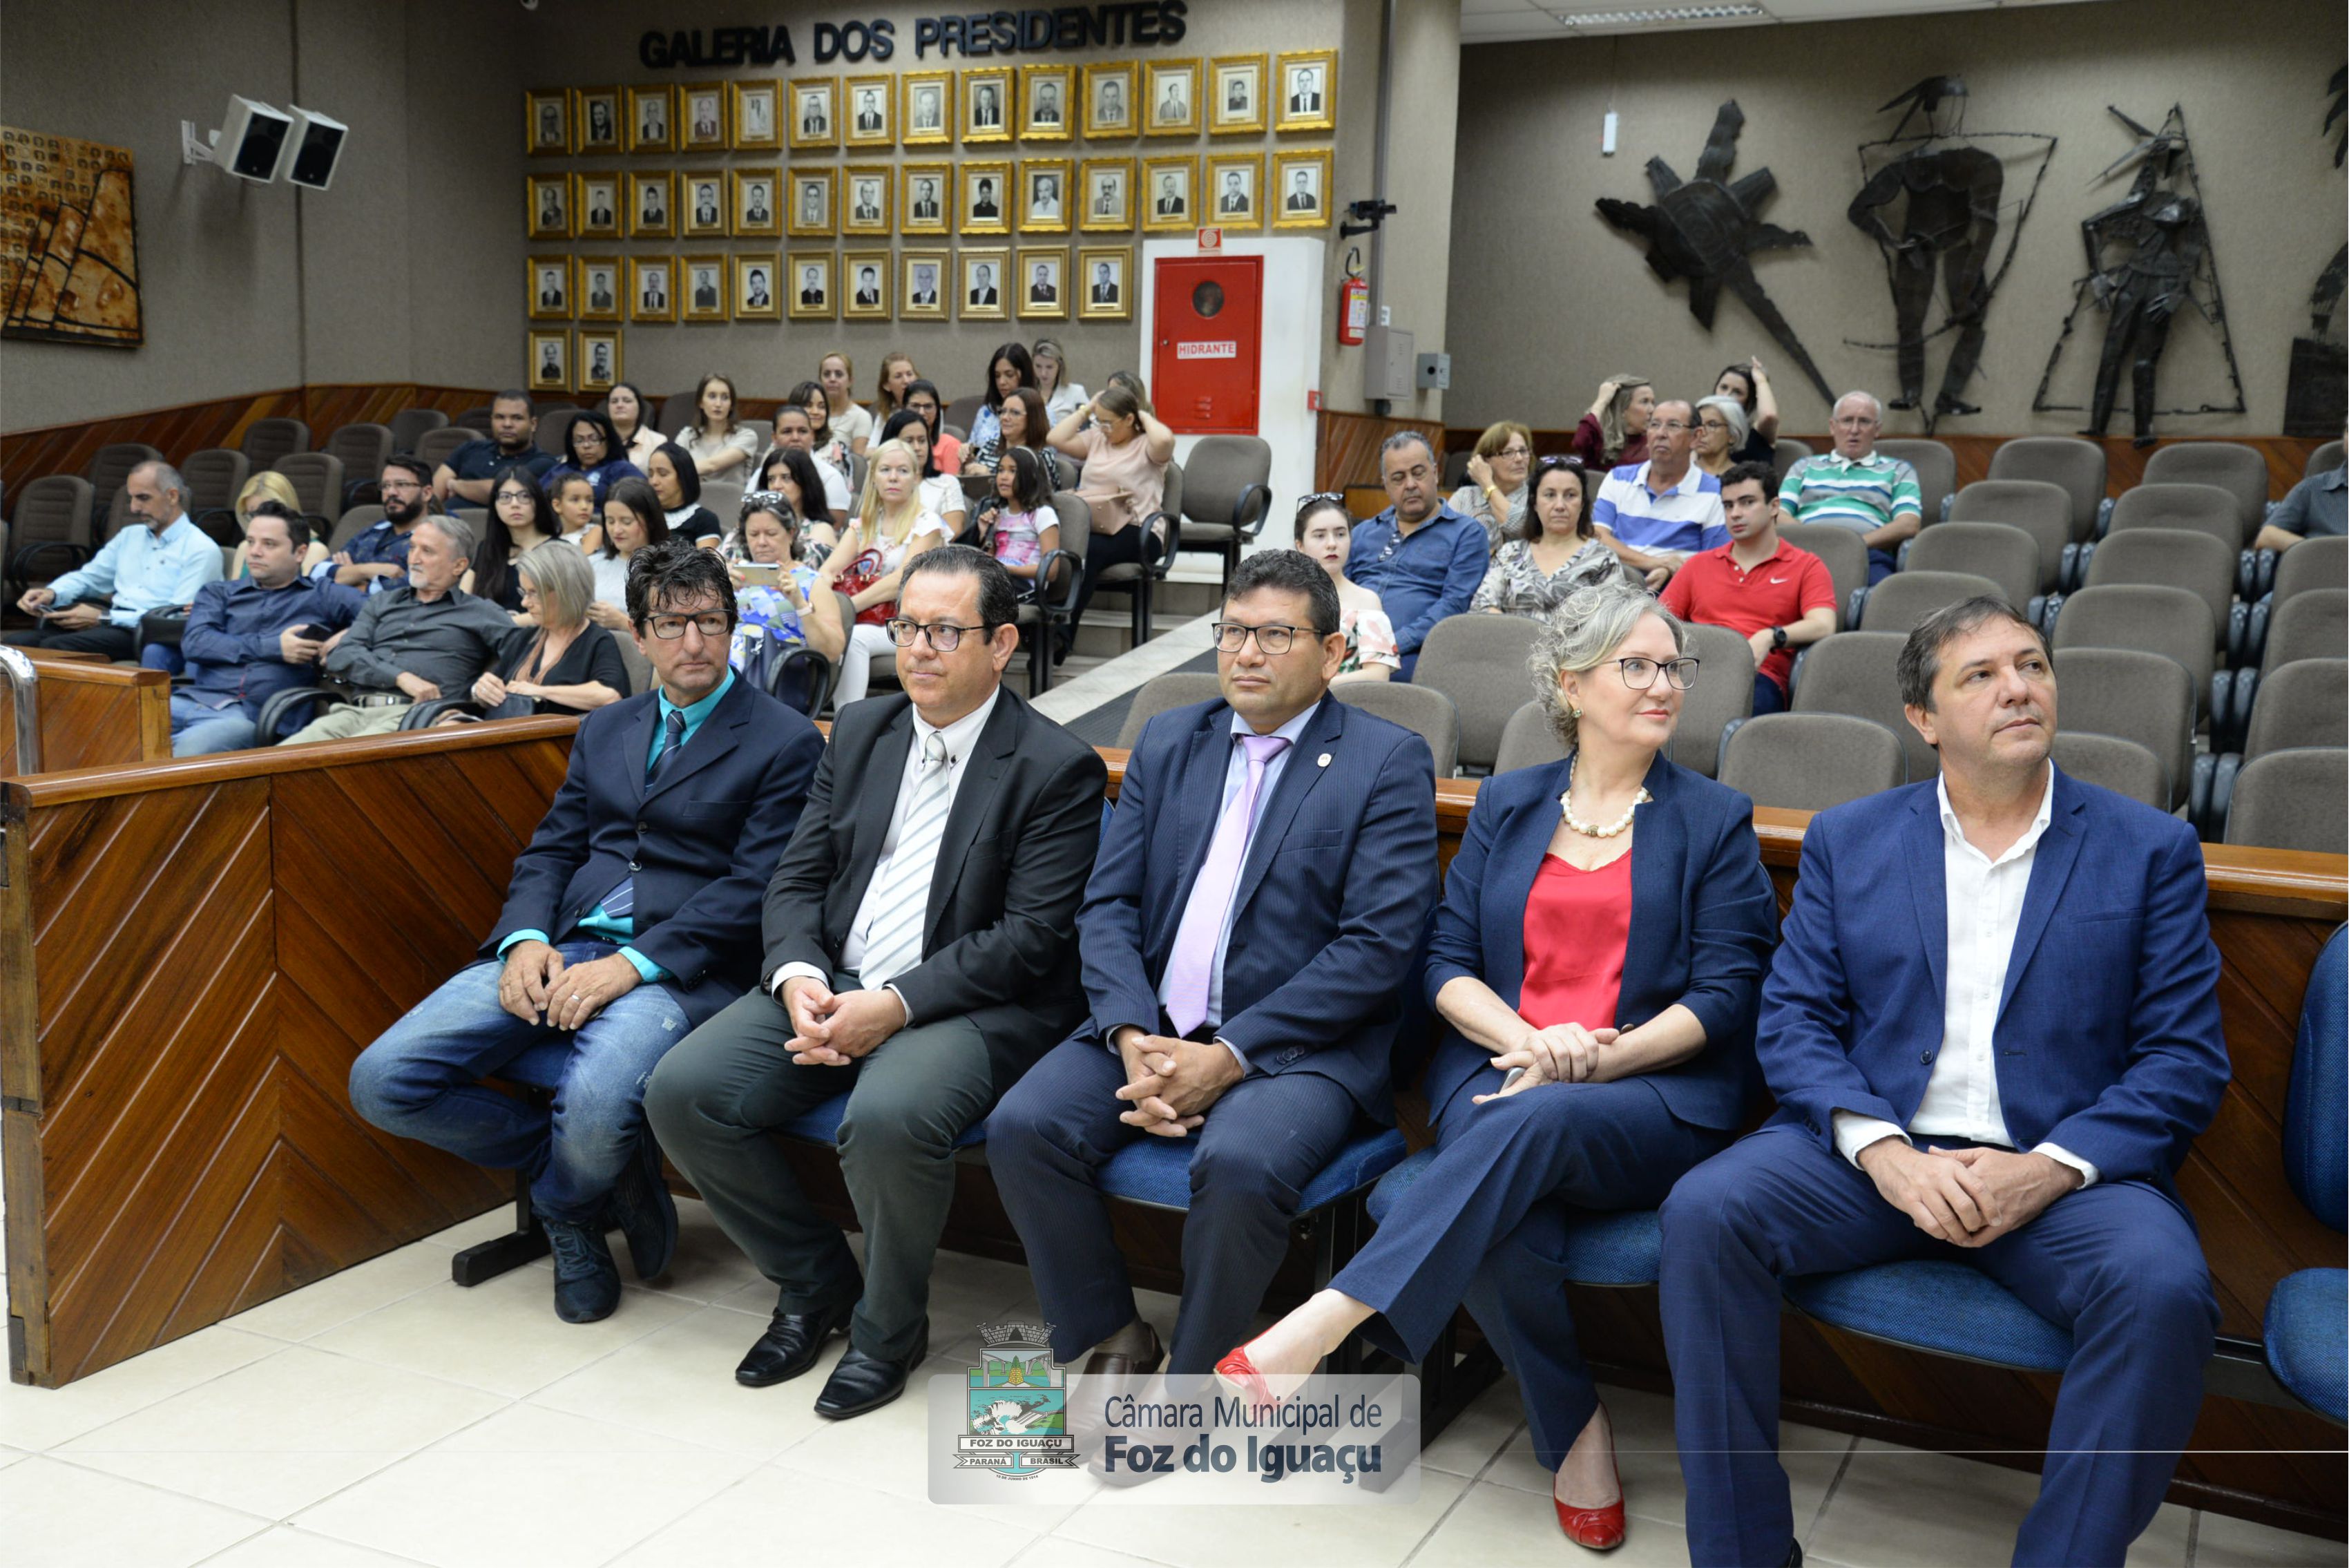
left=1213, top=1345, right=1276, bottom=1412
left=1553, top=1452, right=1625, bottom=1551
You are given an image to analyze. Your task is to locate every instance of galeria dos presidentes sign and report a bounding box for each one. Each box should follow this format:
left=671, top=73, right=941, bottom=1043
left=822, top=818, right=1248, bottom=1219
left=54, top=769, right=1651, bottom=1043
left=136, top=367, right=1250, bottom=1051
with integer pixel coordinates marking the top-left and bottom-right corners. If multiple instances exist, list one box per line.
left=640, top=3, right=1191, bottom=68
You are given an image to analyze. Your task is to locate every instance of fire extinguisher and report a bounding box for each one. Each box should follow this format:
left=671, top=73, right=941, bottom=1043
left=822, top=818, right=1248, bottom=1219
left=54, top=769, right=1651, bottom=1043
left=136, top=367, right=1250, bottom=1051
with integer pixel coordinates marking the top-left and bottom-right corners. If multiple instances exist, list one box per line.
left=1337, top=248, right=1368, bottom=347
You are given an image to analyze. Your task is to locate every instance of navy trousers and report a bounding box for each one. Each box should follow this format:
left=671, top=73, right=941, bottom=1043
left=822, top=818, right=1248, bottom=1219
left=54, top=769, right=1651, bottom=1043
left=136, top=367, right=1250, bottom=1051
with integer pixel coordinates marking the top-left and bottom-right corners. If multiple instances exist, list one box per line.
left=1334, top=1068, right=1726, bottom=1468
left=1660, top=1127, right=2218, bottom=1568
left=988, top=1036, right=1359, bottom=1374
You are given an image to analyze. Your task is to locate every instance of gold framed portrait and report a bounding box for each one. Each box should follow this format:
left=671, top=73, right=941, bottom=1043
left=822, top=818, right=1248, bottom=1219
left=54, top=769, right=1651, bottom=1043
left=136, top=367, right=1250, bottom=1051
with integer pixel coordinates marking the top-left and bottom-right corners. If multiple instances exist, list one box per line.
left=787, top=251, right=835, bottom=321
left=901, top=162, right=952, bottom=236
left=629, top=171, right=675, bottom=238
left=575, top=256, right=623, bottom=323
left=1019, top=157, right=1072, bottom=235
left=961, top=66, right=1014, bottom=144
left=902, top=71, right=954, bottom=147
left=1274, top=50, right=1336, bottom=134
left=680, top=171, right=730, bottom=240
left=1020, top=64, right=1075, bottom=142
left=577, top=329, right=622, bottom=394
left=1205, top=151, right=1265, bottom=231
left=528, top=329, right=569, bottom=393
left=844, top=75, right=895, bottom=149
left=1144, top=59, right=1202, bottom=137
left=573, top=86, right=622, bottom=154
left=525, top=89, right=569, bottom=157
left=959, top=246, right=1010, bottom=321
left=841, top=166, right=893, bottom=236
left=1084, top=62, right=1136, bottom=139
left=1076, top=245, right=1132, bottom=322
left=680, top=254, right=729, bottom=323
left=787, top=167, right=835, bottom=237
left=1140, top=155, right=1197, bottom=232
left=574, top=171, right=622, bottom=240
left=526, top=173, right=571, bottom=240
left=901, top=249, right=950, bottom=321
left=629, top=255, right=678, bottom=323
left=1209, top=55, right=1268, bottom=135
left=843, top=250, right=890, bottom=320
left=731, top=82, right=782, bottom=151
left=959, top=159, right=1012, bottom=236
left=734, top=254, right=782, bottom=321
left=732, top=168, right=782, bottom=238
left=789, top=78, right=838, bottom=151
left=626, top=85, right=674, bottom=153
left=1272, top=148, right=1332, bottom=228
left=1077, top=157, right=1135, bottom=232
left=526, top=256, right=572, bottom=321
left=678, top=84, right=729, bottom=151
left=1015, top=245, right=1070, bottom=321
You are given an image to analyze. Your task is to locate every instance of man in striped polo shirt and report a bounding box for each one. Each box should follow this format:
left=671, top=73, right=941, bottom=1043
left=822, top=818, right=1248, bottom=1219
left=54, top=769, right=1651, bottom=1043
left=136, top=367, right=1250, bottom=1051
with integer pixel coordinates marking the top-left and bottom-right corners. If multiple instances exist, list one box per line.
left=1591, top=399, right=1727, bottom=588
left=1777, top=390, right=1921, bottom=584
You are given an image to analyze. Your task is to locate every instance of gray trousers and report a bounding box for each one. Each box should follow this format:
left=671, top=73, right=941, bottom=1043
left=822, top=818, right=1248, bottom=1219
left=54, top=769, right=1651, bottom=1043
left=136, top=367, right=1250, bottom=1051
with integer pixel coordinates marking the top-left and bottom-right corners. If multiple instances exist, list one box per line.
left=644, top=984, right=993, bottom=1361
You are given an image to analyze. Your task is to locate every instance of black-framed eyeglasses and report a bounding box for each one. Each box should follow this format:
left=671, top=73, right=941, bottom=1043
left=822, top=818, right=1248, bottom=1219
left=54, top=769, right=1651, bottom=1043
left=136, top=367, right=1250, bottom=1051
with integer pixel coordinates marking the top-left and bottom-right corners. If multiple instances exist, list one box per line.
left=1609, top=656, right=1701, bottom=691
left=648, top=611, right=731, bottom=640
left=885, top=617, right=991, bottom=651
left=1211, top=620, right=1314, bottom=656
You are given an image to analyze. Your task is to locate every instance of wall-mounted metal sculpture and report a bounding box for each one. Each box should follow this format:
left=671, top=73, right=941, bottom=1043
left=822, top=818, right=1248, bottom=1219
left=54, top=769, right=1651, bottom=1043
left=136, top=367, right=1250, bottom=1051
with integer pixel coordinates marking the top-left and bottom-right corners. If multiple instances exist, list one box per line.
left=1596, top=99, right=1835, bottom=403
left=1845, top=76, right=2055, bottom=434
left=2285, top=68, right=2347, bottom=437
left=2033, top=105, right=2243, bottom=446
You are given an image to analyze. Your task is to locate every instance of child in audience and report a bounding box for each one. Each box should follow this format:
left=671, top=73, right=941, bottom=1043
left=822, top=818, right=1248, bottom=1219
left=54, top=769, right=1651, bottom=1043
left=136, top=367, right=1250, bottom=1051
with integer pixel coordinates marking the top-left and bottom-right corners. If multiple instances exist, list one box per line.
left=550, top=471, right=600, bottom=548
left=813, top=438, right=947, bottom=707
left=978, top=447, right=1061, bottom=592
left=1296, top=493, right=1399, bottom=682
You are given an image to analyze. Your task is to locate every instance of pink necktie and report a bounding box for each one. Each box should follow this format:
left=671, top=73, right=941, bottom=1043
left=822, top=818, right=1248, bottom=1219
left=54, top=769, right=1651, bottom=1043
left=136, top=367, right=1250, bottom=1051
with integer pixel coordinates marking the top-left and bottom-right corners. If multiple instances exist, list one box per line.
left=1164, top=733, right=1292, bottom=1035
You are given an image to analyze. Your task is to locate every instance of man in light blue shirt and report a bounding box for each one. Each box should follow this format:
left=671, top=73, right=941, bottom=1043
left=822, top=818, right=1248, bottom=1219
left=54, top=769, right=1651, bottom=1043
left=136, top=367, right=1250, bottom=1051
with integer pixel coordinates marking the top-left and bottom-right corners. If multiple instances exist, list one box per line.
left=10, top=461, right=222, bottom=659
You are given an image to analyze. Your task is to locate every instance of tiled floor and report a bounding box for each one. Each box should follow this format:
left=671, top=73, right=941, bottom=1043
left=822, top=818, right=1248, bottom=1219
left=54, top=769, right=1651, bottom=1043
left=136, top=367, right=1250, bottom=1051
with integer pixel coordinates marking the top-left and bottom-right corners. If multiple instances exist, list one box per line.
left=1, top=1199, right=2337, bottom=1568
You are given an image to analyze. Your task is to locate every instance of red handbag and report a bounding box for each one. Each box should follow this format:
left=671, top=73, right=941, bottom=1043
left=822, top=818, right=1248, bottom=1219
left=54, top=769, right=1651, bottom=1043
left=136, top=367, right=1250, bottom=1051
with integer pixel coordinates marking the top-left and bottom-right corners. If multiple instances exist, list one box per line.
left=832, top=547, right=896, bottom=625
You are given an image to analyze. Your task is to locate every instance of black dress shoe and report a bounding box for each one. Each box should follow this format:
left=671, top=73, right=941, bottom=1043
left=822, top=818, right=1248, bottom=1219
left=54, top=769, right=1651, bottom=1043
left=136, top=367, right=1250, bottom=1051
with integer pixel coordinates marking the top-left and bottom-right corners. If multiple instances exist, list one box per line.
left=814, top=1322, right=928, bottom=1419
left=735, top=1299, right=854, bottom=1388
left=608, top=1132, right=677, bottom=1282
left=1786, top=1540, right=1803, bottom=1568
left=1081, top=1322, right=1162, bottom=1377
left=543, top=1218, right=622, bottom=1324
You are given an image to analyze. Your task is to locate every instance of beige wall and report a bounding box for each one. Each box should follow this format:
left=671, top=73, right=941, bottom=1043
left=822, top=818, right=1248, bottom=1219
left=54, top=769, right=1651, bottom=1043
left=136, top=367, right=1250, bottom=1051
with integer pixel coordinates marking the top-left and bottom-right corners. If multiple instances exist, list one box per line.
left=1441, top=0, right=2347, bottom=437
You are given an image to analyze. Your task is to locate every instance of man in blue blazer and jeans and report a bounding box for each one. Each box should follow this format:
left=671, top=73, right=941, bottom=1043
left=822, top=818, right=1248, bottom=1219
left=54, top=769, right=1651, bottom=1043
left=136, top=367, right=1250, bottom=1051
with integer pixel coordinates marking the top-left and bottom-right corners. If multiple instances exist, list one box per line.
left=1660, top=595, right=2230, bottom=1568
left=989, top=549, right=1441, bottom=1378
left=351, top=540, right=824, bottom=1325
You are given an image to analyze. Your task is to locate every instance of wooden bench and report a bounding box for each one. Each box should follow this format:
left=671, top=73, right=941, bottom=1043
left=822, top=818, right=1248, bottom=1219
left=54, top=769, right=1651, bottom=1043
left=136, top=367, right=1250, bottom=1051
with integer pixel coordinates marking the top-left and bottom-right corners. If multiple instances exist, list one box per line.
left=0, top=648, right=169, bottom=774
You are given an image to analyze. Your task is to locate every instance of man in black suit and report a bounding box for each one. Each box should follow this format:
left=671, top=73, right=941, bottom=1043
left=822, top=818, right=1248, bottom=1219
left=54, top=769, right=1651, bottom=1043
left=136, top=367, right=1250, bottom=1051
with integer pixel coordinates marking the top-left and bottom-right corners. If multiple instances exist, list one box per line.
left=854, top=267, right=881, bottom=307
left=693, top=184, right=719, bottom=227
left=745, top=185, right=771, bottom=225
left=1288, top=68, right=1324, bottom=115
left=352, top=543, right=825, bottom=1324
left=968, top=264, right=997, bottom=306
left=745, top=269, right=771, bottom=309
left=693, top=270, right=720, bottom=311
left=911, top=265, right=939, bottom=306
left=650, top=548, right=1106, bottom=1418
left=801, top=96, right=828, bottom=135
left=538, top=270, right=565, bottom=309
left=853, top=182, right=881, bottom=222
left=1285, top=170, right=1316, bottom=212
left=912, top=178, right=940, bottom=221
left=640, top=186, right=667, bottom=226
left=1028, top=264, right=1057, bottom=305
left=800, top=267, right=825, bottom=307
left=973, top=84, right=1002, bottom=128
left=588, top=187, right=615, bottom=226
left=1034, top=82, right=1062, bottom=125
left=1218, top=171, right=1248, bottom=214
left=1091, top=262, right=1119, bottom=304
left=856, top=90, right=883, bottom=133
left=1155, top=175, right=1184, bottom=217
left=640, top=271, right=668, bottom=312
left=588, top=273, right=615, bottom=311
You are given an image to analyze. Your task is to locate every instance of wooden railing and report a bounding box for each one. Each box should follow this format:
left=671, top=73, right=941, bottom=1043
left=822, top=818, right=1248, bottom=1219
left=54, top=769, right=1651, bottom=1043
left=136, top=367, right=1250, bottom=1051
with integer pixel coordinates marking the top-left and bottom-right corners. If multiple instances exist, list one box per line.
left=0, top=651, right=169, bottom=775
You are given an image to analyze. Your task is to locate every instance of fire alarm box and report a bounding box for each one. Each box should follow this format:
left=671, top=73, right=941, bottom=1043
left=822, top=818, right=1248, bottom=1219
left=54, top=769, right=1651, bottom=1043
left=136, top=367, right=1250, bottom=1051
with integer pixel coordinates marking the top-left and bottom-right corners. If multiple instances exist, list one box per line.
left=1151, top=254, right=1263, bottom=435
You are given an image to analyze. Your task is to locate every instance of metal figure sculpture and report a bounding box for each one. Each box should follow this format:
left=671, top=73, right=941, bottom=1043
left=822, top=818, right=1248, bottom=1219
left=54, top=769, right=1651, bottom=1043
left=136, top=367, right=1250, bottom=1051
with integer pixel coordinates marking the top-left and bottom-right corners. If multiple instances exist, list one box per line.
left=1847, top=76, right=2054, bottom=431
left=2034, top=105, right=2243, bottom=447
left=1596, top=99, right=1836, bottom=403
left=2285, top=69, right=2348, bottom=435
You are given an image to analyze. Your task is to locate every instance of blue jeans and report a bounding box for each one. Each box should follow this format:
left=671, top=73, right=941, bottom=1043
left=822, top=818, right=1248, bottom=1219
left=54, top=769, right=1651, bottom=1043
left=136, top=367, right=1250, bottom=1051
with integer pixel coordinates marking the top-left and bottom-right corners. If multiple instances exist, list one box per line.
left=1749, top=672, right=1787, bottom=715
left=1866, top=548, right=1897, bottom=584
left=348, top=942, right=692, bottom=1225
left=170, top=692, right=258, bottom=756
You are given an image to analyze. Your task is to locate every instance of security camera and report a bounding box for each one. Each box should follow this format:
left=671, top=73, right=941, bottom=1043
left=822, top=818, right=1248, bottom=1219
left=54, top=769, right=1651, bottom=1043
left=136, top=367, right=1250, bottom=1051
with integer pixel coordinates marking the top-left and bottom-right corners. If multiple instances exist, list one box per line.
left=182, top=95, right=294, bottom=183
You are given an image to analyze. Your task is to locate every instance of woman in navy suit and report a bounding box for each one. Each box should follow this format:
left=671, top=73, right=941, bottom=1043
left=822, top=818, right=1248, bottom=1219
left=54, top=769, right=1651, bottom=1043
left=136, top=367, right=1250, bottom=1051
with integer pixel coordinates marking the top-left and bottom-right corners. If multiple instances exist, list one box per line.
left=1219, top=580, right=1777, bottom=1551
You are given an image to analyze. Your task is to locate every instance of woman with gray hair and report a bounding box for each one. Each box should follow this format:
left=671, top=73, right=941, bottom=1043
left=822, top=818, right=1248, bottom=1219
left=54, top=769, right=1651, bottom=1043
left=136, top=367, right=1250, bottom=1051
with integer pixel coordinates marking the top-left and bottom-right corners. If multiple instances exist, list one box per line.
left=441, top=542, right=630, bottom=721
left=1216, top=579, right=1776, bottom=1553
left=1691, top=394, right=1752, bottom=479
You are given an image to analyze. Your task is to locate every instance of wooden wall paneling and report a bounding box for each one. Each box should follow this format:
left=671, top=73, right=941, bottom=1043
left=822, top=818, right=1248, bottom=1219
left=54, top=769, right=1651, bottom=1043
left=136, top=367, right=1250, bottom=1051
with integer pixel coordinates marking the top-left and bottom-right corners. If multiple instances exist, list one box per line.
left=0, top=660, right=170, bottom=776
left=1315, top=408, right=1446, bottom=492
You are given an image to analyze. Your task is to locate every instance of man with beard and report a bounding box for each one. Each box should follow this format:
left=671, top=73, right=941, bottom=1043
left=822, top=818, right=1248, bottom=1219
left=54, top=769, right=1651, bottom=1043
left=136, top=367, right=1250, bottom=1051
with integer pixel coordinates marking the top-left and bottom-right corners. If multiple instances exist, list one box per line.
left=331, top=454, right=436, bottom=593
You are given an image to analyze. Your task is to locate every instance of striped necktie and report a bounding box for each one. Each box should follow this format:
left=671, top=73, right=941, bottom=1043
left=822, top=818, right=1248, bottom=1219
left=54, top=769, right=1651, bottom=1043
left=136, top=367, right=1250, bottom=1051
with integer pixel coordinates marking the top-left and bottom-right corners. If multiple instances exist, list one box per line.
left=854, top=730, right=952, bottom=991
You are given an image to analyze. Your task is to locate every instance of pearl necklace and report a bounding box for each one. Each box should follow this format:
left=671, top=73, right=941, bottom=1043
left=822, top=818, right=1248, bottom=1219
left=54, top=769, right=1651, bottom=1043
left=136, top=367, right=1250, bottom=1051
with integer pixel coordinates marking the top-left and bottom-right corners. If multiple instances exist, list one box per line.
left=1559, top=753, right=1650, bottom=839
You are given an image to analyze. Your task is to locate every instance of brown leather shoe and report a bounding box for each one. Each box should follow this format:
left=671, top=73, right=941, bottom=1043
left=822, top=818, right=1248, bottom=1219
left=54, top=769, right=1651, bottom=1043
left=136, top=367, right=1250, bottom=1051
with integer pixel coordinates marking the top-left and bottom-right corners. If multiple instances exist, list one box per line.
left=1082, top=1322, right=1163, bottom=1377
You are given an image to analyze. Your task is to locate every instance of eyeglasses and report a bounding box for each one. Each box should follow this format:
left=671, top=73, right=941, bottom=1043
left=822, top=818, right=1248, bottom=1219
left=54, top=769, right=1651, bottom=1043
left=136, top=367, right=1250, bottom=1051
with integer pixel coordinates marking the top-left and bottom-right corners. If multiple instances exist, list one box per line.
left=648, top=612, right=731, bottom=640
left=1608, top=656, right=1701, bottom=691
left=1494, top=445, right=1531, bottom=459
left=379, top=477, right=424, bottom=492
left=1211, top=620, right=1314, bottom=655
left=1651, top=418, right=1691, bottom=434
left=885, top=617, right=990, bottom=650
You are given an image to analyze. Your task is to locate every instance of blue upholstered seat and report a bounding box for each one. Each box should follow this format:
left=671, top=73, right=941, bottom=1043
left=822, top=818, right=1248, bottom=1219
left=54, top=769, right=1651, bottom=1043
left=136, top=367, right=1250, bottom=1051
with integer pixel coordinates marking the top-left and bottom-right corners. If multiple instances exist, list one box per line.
left=1097, top=1125, right=1409, bottom=1213
left=1782, top=1260, right=2075, bottom=1373
left=1365, top=1147, right=1665, bottom=1288
left=779, top=1092, right=993, bottom=1149
left=2265, top=1268, right=2348, bottom=1423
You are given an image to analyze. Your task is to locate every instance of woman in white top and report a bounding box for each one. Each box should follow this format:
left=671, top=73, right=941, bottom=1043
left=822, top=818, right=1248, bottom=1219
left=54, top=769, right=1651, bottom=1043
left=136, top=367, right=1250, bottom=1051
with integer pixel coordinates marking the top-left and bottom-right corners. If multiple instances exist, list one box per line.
left=760, top=408, right=854, bottom=524
left=675, top=373, right=758, bottom=479
left=1031, top=338, right=1088, bottom=426
left=819, top=351, right=874, bottom=455
left=790, top=379, right=855, bottom=479
left=876, top=408, right=968, bottom=540
left=815, top=438, right=948, bottom=707
left=586, top=477, right=669, bottom=632
left=602, top=381, right=665, bottom=471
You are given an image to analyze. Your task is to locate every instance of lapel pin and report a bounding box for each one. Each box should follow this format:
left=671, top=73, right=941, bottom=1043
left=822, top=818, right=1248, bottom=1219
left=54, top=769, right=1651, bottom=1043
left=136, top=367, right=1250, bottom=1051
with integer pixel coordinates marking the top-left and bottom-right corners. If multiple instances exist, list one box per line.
left=1317, top=752, right=1332, bottom=768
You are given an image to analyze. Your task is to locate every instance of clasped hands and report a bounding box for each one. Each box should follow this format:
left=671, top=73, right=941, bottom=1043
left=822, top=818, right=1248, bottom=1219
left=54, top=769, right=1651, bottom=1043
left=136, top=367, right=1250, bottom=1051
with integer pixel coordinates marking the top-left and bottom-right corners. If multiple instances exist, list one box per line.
left=499, top=940, right=640, bottom=1029
left=1112, top=1027, right=1244, bottom=1137
left=1856, top=1138, right=2082, bottom=1247
left=780, top=975, right=906, bottom=1066
left=1474, top=1023, right=1618, bottom=1103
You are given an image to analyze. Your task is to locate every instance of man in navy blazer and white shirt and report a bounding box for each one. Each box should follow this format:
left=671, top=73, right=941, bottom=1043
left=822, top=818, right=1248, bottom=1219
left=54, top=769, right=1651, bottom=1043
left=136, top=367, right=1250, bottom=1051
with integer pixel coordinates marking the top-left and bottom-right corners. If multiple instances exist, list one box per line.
left=350, top=542, right=825, bottom=1326
left=989, top=550, right=1441, bottom=1378
left=1659, top=596, right=2230, bottom=1568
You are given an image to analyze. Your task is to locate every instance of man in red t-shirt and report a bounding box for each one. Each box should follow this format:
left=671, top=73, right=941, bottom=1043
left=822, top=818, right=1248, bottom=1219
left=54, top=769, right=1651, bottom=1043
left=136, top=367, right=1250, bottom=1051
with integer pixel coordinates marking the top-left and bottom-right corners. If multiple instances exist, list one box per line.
left=1660, top=459, right=1837, bottom=714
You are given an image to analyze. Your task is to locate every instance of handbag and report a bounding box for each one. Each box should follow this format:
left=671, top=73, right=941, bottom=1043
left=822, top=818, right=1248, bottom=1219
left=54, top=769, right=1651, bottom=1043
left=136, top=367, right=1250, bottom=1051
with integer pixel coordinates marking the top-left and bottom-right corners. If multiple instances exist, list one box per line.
left=832, top=546, right=897, bottom=626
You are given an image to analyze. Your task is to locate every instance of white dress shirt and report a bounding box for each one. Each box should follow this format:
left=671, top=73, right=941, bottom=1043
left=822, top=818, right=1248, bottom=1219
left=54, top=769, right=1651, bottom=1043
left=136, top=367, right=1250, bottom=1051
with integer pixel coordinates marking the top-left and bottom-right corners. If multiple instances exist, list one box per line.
left=771, top=686, right=1001, bottom=1002
left=1831, top=769, right=2099, bottom=1186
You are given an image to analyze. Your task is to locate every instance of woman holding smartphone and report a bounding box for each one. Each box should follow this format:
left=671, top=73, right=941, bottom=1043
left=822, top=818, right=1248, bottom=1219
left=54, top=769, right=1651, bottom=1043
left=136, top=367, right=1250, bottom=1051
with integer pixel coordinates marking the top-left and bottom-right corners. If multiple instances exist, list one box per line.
left=1214, top=580, right=1776, bottom=1555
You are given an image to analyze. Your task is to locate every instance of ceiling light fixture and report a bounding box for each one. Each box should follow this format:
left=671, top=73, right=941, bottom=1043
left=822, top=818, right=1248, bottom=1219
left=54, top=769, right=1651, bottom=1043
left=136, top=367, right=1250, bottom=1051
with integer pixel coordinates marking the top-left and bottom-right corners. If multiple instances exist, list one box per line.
left=1552, top=3, right=1767, bottom=26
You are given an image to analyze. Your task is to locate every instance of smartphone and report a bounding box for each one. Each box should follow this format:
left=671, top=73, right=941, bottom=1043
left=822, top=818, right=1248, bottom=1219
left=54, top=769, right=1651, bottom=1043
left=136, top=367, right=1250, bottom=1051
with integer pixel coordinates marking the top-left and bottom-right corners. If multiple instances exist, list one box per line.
left=298, top=623, right=334, bottom=640
left=1499, top=1066, right=1527, bottom=1092
left=737, top=562, right=782, bottom=588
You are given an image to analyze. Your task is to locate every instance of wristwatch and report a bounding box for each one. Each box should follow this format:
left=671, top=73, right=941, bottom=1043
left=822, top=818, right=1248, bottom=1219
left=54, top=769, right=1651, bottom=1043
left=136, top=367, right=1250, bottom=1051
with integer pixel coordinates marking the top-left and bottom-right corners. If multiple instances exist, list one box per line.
left=1770, top=626, right=1789, bottom=651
